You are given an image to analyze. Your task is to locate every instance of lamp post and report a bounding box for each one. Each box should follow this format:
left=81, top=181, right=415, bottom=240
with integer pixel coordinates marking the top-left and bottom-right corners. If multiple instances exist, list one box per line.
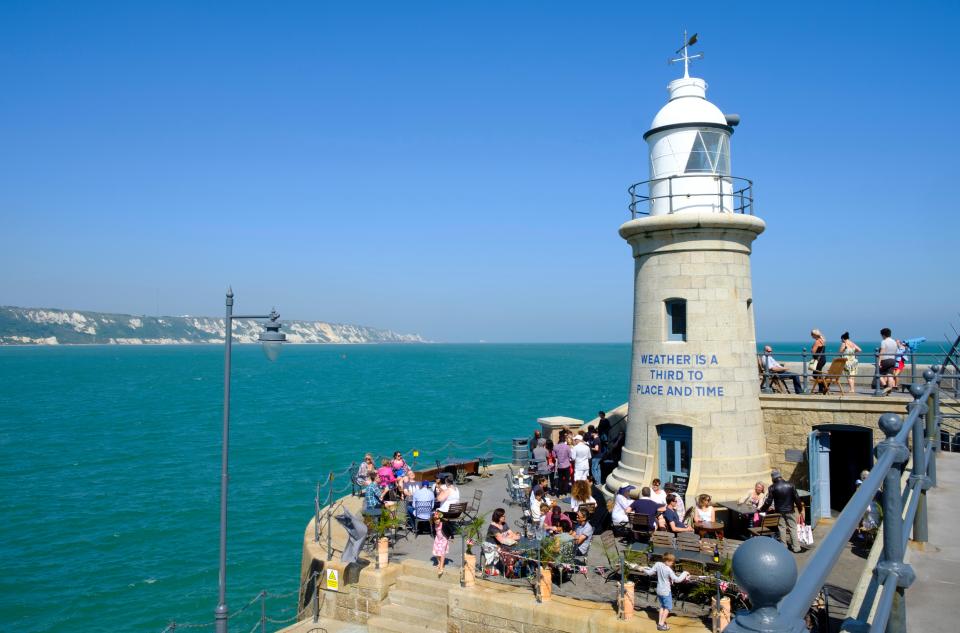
left=215, top=287, right=286, bottom=633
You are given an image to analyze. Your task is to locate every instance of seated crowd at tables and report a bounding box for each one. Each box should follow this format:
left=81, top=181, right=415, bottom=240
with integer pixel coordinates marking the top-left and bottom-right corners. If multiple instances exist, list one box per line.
left=356, top=451, right=462, bottom=520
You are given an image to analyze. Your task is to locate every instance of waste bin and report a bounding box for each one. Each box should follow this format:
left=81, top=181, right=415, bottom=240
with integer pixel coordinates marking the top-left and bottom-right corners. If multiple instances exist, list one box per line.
left=512, top=437, right=529, bottom=467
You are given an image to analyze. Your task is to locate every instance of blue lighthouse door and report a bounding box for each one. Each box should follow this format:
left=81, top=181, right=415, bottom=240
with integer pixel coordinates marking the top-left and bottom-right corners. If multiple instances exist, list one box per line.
left=808, top=430, right=831, bottom=527
left=659, top=425, right=692, bottom=485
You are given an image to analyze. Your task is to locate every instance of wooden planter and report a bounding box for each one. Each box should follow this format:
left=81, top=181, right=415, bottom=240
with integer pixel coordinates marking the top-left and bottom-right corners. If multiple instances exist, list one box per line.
left=539, top=566, right=552, bottom=602
left=463, top=553, right=476, bottom=587
left=377, top=537, right=389, bottom=569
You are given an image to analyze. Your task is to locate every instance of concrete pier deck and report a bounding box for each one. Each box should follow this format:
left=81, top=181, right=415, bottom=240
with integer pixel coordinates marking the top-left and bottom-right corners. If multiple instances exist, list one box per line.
left=906, top=451, right=960, bottom=632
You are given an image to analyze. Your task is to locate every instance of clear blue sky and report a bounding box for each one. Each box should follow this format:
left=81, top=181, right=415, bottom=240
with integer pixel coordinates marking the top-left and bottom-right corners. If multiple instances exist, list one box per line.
left=1, top=1, right=957, bottom=343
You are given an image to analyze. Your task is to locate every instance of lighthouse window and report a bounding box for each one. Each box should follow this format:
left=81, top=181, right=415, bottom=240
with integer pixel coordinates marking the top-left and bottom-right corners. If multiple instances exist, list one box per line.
left=665, top=299, right=687, bottom=342
left=684, top=130, right=730, bottom=175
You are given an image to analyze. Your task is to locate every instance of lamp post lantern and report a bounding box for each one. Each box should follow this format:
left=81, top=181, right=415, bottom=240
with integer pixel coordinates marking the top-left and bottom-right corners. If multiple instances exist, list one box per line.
left=215, top=287, right=285, bottom=633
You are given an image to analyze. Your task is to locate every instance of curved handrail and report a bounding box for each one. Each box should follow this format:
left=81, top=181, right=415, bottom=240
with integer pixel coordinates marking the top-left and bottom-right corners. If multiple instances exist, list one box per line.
left=627, top=174, right=754, bottom=218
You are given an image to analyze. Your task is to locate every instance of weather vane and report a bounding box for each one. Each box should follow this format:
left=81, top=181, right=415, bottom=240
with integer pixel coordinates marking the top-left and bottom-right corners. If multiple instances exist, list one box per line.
left=669, top=30, right=702, bottom=78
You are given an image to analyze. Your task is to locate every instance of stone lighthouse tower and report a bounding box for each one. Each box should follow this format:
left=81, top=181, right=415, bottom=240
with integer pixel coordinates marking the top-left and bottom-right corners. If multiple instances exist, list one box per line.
left=606, top=35, right=770, bottom=503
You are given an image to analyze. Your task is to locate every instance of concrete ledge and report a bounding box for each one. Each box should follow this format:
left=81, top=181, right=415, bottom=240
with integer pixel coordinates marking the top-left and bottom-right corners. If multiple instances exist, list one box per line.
left=449, top=580, right=708, bottom=633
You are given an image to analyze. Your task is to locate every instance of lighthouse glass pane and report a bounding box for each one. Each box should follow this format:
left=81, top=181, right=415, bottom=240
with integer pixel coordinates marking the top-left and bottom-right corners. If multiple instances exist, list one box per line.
left=666, top=299, right=687, bottom=342
left=684, top=130, right=731, bottom=175
left=684, top=133, right=713, bottom=173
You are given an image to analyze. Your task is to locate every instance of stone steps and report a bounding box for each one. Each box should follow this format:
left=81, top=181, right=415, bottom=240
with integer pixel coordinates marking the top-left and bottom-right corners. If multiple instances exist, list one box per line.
left=366, top=560, right=455, bottom=633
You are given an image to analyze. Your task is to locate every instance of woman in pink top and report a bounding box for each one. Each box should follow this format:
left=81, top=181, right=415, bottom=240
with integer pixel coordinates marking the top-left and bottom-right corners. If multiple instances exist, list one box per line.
left=377, top=458, right=396, bottom=487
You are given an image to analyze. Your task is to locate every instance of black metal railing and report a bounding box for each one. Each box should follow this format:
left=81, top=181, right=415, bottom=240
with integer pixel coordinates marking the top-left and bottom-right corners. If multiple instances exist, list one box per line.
left=726, top=332, right=960, bottom=633
left=627, top=174, right=754, bottom=218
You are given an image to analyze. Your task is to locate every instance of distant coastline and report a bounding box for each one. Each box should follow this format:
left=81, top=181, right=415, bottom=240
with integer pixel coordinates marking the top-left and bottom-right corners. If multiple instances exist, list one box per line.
left=0, top=305, right=426, bottom=346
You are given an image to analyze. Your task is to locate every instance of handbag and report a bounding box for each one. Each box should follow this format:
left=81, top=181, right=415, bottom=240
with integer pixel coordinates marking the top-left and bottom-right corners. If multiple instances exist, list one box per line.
left=807, top=360, right=817, bottom=372
left=797, top=515, right=814, bottom=546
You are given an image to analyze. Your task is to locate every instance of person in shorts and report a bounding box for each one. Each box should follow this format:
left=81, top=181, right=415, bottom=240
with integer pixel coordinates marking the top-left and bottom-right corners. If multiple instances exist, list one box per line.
left=878, top=328, right=898, bottom=395
left=639, top=552, right=690, bottom=630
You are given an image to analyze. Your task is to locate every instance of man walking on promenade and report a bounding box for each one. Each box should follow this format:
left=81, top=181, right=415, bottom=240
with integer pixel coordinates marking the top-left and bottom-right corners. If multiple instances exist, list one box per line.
left=760, top=469, right=805, bottom=553
left=571, top=434, right=592, bottom=482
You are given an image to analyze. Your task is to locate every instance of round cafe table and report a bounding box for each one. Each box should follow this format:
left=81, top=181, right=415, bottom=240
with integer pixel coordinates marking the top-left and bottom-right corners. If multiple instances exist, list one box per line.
left=696, top=520, right=725, bottom=539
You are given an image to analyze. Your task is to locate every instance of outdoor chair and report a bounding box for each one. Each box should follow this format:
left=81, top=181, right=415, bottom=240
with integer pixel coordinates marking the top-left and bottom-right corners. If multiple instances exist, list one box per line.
left=455, top=465, right=468, bottom=485
left=442, top=501, right=468, bottom=523
left=412, top=500, right=434, bottom=537
left=629, top=513, right=654, bottom=542
left=650, top=532, right=676, bottom=549
left=811, top=357, right=847, bottom=395
left=529, top=458, right=548, bottom=476
left=463, top=489, right=483, bottom=522
left=579, top=502, right=597, bottom=518
left=599, top=532, right=621, bottom=584
left=748, top=513, right=781, bottom=538
left=391, top=500, right=411, bottom=542
left=758, top=355, right=789, bottom=394
left=678, top=539, right=701, bottom=553
left=722, top=540, right=741, bottom=558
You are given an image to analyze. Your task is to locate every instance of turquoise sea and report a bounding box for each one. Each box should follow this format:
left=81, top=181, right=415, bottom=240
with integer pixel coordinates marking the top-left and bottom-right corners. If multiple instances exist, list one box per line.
left=0, top=344, right=632, bottom=632
left=0, top=340, right=946, bottom=632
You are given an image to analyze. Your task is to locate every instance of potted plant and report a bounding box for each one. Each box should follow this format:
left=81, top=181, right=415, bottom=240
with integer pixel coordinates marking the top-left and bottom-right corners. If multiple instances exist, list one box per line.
left=370, top=511, right=403, bottom=569
left=535, top=536, right=563, bottom=602
left=458, top=513, right=486, bottom=587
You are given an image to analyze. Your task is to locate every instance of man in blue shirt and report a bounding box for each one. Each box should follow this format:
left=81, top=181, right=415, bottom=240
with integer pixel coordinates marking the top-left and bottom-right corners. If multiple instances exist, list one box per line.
left=364, top=471, right=384, bottom=512
left=663, top=493, right=694, bottom=533
left=410, top=481, right=436, bottom=523
left=630, top=486, right=663, bottom=530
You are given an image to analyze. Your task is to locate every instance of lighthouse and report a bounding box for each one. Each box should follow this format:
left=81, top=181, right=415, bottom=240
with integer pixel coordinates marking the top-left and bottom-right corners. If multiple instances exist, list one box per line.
left=606, top=34, right=770, bottom=504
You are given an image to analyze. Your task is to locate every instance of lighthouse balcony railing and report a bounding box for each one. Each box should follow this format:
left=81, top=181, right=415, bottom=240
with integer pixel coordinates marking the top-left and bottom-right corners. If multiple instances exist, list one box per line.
left=627, top=174, right=754, bottom=218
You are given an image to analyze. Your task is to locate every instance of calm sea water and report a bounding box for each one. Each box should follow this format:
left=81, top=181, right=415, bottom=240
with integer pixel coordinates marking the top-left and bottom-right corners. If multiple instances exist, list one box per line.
left=1, top=340, right=946, bottom=632
left=0, top=344, right=632, bottom=632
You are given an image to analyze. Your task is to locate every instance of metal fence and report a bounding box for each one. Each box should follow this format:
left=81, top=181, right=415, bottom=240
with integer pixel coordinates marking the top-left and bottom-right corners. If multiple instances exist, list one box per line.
left=757, top=349, right=960, bottom=398
left=726, top=333, right=960, bottom=633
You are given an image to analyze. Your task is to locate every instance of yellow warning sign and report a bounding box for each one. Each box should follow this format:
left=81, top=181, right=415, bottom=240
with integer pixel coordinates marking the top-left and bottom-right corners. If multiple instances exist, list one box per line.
left=325, top=568, right=339, bottom=592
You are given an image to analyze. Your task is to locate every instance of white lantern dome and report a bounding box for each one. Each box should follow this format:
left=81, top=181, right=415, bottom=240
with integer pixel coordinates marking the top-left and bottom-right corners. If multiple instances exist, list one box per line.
left=649, top=77, right=728, bottom=130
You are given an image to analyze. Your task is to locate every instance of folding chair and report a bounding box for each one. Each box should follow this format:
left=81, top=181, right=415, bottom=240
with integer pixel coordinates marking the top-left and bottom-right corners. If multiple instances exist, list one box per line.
left=811, top=357, right=847, bottom=395
left=650, top=532, right=676, bottom=549
left=463, top=489, right=483, bottom=522
left=748, top=513, right=781, bottom=538
left=412, top=500, right=434, bottom=537
left=629, top=513, right=654, bottom=542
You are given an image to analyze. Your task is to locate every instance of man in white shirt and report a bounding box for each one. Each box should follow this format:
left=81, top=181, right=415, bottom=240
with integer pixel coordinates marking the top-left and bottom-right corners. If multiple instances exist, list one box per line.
left=878, top=328, right=898, bottom=394
left=761, top=345, right=803, bottom=393
left=571, top=435, right=591, bottom=481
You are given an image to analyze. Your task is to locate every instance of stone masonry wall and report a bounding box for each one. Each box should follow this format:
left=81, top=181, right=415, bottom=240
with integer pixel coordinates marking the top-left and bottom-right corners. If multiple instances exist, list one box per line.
left=759, top=393, right=908, bottom=487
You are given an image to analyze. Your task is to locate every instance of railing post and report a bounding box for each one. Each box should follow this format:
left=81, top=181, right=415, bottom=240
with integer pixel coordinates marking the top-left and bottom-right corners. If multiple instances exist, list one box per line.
left=315, top=484, right=321, bottom=543
left=801, top=348, right=808, bottom=393
left=313, top=570, right=320, bottom=623
left=907, top=384, right=930, bottom=544
left=873, top=347, right=883, bottom=396
left=874, top=413, right=916, bottom=633
left=618, top=551, right=625, bottom=619
left=260, top=590, right=266, bottom=633
left=327, top=472, right=334, bottom=562
left=724, top=538, right=804, bottom=633
left=927, top=367, right=941, bottom=487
